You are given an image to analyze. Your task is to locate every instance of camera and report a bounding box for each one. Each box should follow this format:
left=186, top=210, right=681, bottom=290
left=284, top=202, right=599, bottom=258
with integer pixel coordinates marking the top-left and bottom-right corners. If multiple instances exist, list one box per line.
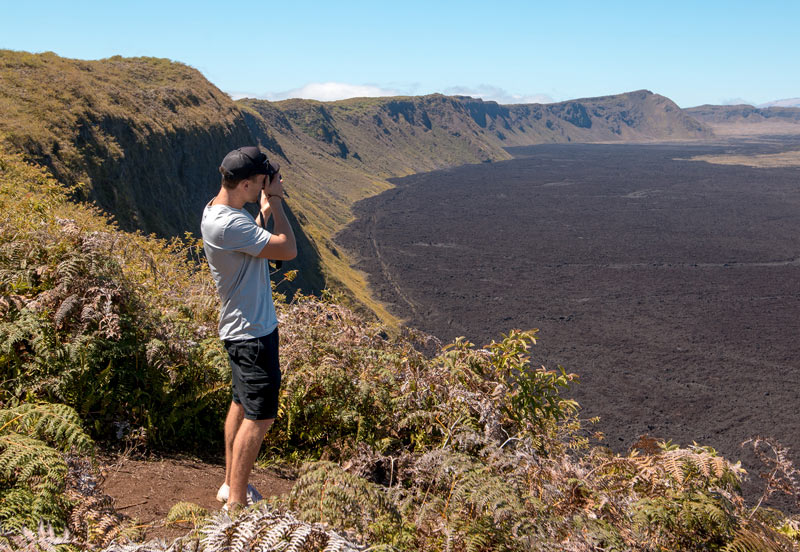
left=265, top=159, right=280, bottom=180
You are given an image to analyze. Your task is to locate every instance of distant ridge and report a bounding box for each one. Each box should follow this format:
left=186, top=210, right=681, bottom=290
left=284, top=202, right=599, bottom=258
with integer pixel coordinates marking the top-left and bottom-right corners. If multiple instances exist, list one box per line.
left=686, top=104, right=800, bottom=123
left=685, top=104, right=800, bottom=136
left=759, top=97, right=800, bottom=108
left=503, top=89, right=711, bottom=144
left=0, top=50, right=712, bottom=315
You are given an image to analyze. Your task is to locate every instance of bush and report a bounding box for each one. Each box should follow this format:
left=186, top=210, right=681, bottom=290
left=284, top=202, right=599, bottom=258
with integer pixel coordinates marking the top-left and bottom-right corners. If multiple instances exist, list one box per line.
left=0, top=146, right=228, bottom=449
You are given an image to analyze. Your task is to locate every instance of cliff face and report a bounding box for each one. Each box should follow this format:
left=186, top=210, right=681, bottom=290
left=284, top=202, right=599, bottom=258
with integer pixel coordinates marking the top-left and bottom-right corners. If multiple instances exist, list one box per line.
left=0, top=51, right=712, bottom=316
left=0, top=50, right=325, bottom=296
left=0, top=50, right=254, bottom=237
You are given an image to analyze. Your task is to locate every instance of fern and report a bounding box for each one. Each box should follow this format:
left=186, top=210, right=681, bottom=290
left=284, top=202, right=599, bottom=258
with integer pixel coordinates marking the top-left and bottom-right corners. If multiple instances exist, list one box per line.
left=723, top=525, right=794, bottom=552
left=166, top=502, right=209, bottom=528
left=0, top=522, right=73, bottom=551
left=290, top=461, right=400, bottom=536
left=1, top=149, right=228, bottom=450
left=198, top=505, right=364, bottom=552
left=633, top=490, right=736, bottom=550
left=0, top=402, right=93, bottom=454
left=658, top=445, right=742, bottom=490
left=449, top=467, right=526, bottom=524
left=0, top=436, right=71, bottom=531
left=65, top=457, right=133, bottom=549
left=0, top=402, right=93, bottom=532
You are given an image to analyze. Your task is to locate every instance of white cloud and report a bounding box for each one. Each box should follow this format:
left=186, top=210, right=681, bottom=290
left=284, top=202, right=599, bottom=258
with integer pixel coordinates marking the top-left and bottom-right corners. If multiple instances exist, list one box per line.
left=442, top=85, right=555, bottom=105
left=226, top=91, right=257, bottom=101
left=230, top=82, right=400, bottom=102
left=227, top=82, right=556, bottom=104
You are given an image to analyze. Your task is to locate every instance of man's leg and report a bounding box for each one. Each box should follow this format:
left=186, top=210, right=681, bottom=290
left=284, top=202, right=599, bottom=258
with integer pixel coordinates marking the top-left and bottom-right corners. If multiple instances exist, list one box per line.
left=228, top=418, right=274, bottom=506
left=224, top=401, right=245, bottom=487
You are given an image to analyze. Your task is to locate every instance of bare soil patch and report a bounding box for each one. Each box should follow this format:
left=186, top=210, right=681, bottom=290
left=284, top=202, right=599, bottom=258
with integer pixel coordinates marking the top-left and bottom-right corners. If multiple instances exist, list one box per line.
left=687, top=148, right=800, bottom=168
left=99, top=453, right=294, bottom=542
left=702, top=121, right=800, bottom=136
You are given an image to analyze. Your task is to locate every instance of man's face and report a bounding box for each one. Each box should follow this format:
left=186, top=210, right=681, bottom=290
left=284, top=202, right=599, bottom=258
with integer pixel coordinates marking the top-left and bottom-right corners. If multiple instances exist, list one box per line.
left=246, top=174, right=266, bottom=203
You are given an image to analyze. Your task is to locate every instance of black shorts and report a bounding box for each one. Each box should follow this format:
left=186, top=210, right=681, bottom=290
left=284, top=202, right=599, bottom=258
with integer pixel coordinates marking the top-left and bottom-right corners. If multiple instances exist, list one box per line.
left=223, top=328, right=281, bottom=420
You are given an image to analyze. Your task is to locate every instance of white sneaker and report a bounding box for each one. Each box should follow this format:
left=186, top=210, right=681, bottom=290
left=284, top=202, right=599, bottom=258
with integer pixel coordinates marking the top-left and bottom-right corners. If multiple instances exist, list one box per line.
left=216, top=483, right=263, bottom=505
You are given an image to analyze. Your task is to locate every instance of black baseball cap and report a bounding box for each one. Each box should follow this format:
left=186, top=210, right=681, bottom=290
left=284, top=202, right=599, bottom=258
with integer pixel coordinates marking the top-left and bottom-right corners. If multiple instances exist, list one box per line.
left=220, top=146, right=269, bottom=179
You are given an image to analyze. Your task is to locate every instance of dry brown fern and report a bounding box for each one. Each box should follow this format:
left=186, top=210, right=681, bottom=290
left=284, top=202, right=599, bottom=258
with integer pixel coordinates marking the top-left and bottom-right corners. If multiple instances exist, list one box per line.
left=66, top=457, right=133, bottom=549
left=723, top=523, right=796, bottom=552
left=745, top=437, right=800, bottom=513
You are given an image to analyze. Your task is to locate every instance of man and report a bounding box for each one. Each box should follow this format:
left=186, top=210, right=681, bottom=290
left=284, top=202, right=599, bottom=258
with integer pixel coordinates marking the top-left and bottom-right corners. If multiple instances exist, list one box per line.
left=200, top=146, right=297, bottom=509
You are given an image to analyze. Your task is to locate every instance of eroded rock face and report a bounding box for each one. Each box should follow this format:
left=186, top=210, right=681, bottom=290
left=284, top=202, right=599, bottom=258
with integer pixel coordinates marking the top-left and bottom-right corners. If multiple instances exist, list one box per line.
left=551, top=101, right=592, bottom=128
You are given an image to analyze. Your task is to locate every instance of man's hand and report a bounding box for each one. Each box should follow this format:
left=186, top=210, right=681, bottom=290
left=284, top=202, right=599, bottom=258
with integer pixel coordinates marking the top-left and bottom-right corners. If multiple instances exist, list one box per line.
left=259, top=186, right=271, bottom=213
left=266, top=170, right=284, bottom=199
left=258, top=171, right=282, bottom=214
left=256, top=169, right=296, bottom=261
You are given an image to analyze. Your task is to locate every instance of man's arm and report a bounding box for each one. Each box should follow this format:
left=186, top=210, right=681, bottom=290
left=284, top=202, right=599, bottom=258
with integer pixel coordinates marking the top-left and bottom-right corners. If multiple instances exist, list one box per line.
left=257, top=175, right=296, bottom=261
left=257, top=202, right=271, bottom=229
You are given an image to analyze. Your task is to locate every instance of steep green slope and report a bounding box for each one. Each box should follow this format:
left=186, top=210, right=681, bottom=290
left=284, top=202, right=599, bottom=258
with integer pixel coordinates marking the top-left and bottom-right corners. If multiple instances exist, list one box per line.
left=0, top=50, right=249, bottom=235
left=0, top=50, right=325, bottom=300
left=1, top=50, right=712, bottom=325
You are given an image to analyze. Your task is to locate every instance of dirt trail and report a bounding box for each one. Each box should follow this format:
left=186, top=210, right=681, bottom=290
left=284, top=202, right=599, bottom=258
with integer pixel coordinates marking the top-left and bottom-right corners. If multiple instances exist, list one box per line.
left=100, top=454, right=294, bottom=542
left=364, top=210, right=422, bottom=318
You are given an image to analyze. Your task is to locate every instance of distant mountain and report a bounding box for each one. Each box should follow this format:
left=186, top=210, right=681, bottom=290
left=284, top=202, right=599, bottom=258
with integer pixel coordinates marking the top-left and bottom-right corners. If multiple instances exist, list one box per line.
left=502, top=90, right=712, bottom=145
left=685, top=104, right=800, bottom=135
left=0, top=49, right=713, bottom=314
left=759, top=98, right=800, bottom=108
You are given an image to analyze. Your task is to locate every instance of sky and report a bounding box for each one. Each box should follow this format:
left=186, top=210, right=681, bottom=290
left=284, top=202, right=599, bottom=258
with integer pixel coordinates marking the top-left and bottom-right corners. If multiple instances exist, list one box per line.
left=2, top=0, right=799, bottom=108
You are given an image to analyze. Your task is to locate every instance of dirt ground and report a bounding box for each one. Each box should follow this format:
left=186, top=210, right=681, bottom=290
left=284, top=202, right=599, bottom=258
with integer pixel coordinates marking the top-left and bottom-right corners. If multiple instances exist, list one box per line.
left=99, top=453, right=294, bottom=542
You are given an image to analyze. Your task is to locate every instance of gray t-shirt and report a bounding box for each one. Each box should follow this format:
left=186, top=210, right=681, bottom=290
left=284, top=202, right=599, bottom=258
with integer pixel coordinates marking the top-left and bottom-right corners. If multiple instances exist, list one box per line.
left=201, top=202, right=277, bottom=341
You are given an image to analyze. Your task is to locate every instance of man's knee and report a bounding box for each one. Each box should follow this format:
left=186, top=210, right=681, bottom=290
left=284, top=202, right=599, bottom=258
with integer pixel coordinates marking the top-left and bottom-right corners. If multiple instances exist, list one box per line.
left=254, top=417, right=274, bottom=433
left=239, top=417, right=274, bottom=437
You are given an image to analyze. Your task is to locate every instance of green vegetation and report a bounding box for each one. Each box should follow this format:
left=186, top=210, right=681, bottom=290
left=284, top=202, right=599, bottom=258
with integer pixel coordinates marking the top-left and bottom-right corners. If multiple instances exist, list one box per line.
left=1, top=148, right=798, bottom=550
left=0, top=49, right=248, bottom=241
left=0, top=403, right=92, bottom=532
left=0, top=146, right=229, bottom=449
left=0, top=49, right=240, bottom=180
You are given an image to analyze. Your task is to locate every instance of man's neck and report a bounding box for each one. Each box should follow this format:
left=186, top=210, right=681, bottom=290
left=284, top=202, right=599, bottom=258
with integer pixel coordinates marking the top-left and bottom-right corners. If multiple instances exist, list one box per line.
left=211, top=187, right=246, bottom=209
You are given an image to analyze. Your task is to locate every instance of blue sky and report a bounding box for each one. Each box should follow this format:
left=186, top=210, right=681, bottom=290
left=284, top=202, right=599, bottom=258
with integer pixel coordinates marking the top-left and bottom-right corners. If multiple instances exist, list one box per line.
left=2, top=0, right=798, bottom=107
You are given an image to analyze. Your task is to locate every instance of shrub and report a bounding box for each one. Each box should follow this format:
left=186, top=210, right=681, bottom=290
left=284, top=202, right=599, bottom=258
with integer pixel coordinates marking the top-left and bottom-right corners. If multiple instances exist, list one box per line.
left=0, top=146, right=228, bottom=449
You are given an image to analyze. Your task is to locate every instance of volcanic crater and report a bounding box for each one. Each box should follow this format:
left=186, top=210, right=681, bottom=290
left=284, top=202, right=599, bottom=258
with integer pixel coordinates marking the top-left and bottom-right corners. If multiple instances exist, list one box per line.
left=337, top=138, right=800, bottom=508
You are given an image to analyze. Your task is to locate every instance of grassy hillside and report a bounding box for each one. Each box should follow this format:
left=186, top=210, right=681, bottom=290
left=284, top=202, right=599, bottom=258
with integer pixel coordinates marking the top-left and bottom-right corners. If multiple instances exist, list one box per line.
left=0, top=50, right=330, bottom=303
left=1, top=50, right=713, bottom=327
left=0, top=50, right=249, bottom=234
